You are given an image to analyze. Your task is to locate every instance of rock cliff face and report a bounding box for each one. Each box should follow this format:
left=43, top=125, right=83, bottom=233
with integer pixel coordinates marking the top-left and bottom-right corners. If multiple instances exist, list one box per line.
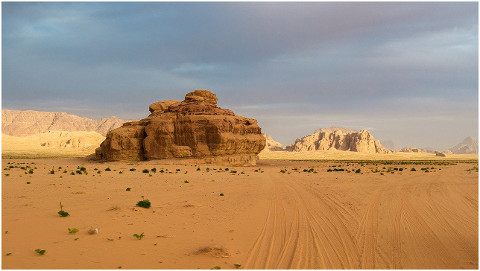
left=96, top=90, right=266, bottom=165
left=286, top=127, right=389, bottom=154
left=2, top=109, right=127, bottom=137
left=447, top=136, right=478, bottom=154
left=263, top=133, right=284, bottom=151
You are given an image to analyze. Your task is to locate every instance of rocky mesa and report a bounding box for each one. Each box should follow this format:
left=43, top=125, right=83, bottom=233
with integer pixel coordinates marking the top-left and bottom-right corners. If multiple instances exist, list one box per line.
left=286, top=127, right=390, bottom=154
left=96, top=90, right=266, bottom=165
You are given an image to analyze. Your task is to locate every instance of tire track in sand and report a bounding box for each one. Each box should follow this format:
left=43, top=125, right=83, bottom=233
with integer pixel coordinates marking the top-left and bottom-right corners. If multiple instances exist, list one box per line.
left=244, top=173, right=360, bottom=269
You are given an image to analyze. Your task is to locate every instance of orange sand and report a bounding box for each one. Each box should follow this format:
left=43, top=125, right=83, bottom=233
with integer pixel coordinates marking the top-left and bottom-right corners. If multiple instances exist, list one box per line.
left=2, top=158, right=478, bottom=269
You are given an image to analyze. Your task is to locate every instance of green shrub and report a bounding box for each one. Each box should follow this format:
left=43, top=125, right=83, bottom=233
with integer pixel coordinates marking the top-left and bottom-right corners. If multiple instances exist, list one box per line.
left=35, top=249, right=46, bottom=255
left=136, top=196, right=151, bottom=208
left=133, top=232, right=145, bottom=240
left=58, top=202, right=69, bottom=217
left=68, top=228, right=79, bottom=234
left=142, top=169, right=149, bottom=173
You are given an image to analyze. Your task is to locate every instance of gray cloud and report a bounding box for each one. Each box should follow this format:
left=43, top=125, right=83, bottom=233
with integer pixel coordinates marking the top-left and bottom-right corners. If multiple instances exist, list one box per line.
left=2, top=2, right=478, bottom=150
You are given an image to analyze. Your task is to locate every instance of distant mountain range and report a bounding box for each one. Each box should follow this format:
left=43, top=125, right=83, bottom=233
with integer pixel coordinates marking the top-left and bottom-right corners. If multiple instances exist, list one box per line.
left=2, top=109, right=130, bottom=137
left=264, top=127, right=478, bottom=154
left=2, top=110, right=477, bottom=155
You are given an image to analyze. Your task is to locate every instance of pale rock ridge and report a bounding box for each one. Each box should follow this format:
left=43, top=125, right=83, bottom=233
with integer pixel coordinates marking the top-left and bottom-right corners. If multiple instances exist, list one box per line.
left=381, top=140, right=400, bottom=151
left=286, top=127, right=389, bottom=154
left=96, top=90, right=266, bottom=165
left=263, top=133, right=284, bottom=151
left=447, top=136, right=478, bottom=154
left=399, top=146, right=434, bottom=153
left=2, top=109, right=128, bottom=137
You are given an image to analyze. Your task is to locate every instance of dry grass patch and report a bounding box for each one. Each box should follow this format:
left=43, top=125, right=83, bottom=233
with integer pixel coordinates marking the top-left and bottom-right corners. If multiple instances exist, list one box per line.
left=194, top=246, right=230, bottom=258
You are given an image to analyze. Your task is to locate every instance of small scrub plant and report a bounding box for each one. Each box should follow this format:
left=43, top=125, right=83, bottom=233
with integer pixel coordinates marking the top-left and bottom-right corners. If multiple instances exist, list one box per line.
left=58, top=202, right=70, bottom=217
left=68, top=228, right=79, bottom=234
left=28, top=169, right=34, bottom=174
left=126, top=187, right=131, bottom=191
left=26, top=181, right=31, bottom=184
left=35, top=249, right=46, bottom=255
left=220, top=193, right=224, bottom=196
left=142, top=169, right=149, bottom=173
left=355, top=169, right=361, bottom=174
left=105, top=167, right=111, bottom=171
left=234, top=264, right=242, bottom=269
left=184, top=180, right=189, bottom=183
left=151, top=168, right=156, bottom=173
left=133, top=232, right=145, bottom=240
left=211, top=266, right=221, bottom=270
left=50, top=168, right=55, bottom=174
left=130, top=168, right=136, bottom=172
left=136, top=196, right=151, bottom=208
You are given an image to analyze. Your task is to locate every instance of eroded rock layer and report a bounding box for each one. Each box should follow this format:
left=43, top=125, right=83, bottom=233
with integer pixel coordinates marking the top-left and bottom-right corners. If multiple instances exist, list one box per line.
left=96, top=90, right=266, bottom=165
left=286, top=127, right=390, bottom=154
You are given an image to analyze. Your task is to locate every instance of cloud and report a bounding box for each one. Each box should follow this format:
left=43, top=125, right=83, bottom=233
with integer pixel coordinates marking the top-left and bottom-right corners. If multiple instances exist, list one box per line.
left=2, top=2, right=477, bottom=150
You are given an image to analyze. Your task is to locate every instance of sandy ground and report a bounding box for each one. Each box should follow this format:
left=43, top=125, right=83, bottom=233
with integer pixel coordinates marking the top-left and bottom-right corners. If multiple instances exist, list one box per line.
left=1, top=156, right=478, bottom=269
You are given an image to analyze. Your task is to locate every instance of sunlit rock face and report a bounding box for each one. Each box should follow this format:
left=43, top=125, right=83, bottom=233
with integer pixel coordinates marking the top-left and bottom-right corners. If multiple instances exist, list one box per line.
left=96, top=90, right=266, bottom=166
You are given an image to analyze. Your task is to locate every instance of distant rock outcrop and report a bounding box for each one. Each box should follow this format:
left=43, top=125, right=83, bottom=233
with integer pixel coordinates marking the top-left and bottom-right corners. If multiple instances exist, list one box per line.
left=447, top=136, right=478, bottom=154
left=286, top=127, right=389, bottom=154
left=399, top=147, right=434, bottom=153
left=263, top=133, right=284, bottom=151
left=96, top=89, right=266, bottom=165
left=380, top=140, right=400, bottom=152
left=2, top=109, right=128, bottom=137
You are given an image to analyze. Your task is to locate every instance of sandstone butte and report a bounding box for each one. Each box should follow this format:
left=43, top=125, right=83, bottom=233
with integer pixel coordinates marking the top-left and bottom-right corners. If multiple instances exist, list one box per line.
left=286, top=127, right=390, bottom=154
left=95, top=90, right=266, bottom=166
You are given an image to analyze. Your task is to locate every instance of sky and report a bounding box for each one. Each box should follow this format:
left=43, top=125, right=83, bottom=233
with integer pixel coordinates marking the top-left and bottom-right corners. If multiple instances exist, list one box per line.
left=2, top=2, right=478, bottom=151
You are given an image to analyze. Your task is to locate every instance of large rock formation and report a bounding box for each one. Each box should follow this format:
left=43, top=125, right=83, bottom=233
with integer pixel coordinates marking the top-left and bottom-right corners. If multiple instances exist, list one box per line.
left=286, top=127, right=390, bottom=154
left=2, top=109, right=128, bottom=137
left=447, top=136, right=478, bottom=154
left=96, top=90, right=266, bottom=165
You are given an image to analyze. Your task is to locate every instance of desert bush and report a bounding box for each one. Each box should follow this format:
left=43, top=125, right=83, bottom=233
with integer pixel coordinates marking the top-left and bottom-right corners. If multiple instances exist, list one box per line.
left=58, top=202, right=69, bottom=217
left=133, top=232, right=145, bottom=240
left=136, top=196, right=151, bottom=208
left=35, top=249, right=46, bottom=255
left=142, top=169, right=149, bottom=173
left=68, top=228, right=79, bottom=234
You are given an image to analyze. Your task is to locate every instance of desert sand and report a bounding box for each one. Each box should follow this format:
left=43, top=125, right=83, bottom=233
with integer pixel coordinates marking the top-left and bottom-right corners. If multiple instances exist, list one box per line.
left=2, top=154, right=478, bottom=269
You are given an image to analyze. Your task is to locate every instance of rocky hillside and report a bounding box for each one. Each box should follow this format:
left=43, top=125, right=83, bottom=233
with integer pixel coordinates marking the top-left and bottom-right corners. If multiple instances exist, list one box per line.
left=447, top=136, right=478, bottom=154
left=286, top=127, right=389, bottom=154
left=263, top=133, right=284, bottom=151
left=2, top=109, right=129, bottom=137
